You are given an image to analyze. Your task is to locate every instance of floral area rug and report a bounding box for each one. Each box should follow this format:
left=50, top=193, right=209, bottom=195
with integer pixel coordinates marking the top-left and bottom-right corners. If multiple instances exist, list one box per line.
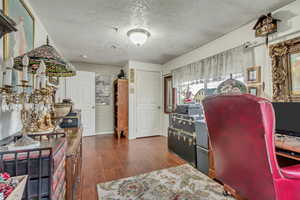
left=97, top=164, right=235, bottom=200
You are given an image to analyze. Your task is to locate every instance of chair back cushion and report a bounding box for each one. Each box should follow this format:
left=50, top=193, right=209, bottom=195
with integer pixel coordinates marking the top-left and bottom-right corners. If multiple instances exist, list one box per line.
left=203, top=94, right=280, bottom=200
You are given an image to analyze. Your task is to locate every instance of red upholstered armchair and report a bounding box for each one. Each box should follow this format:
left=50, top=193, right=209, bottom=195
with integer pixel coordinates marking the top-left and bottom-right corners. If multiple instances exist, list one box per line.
left=202, top=94, right=300, bottom=200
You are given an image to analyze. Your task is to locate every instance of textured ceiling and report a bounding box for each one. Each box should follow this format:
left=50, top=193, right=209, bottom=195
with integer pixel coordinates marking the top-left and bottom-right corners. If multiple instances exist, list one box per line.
left=29, top=0, right=294, bottom=66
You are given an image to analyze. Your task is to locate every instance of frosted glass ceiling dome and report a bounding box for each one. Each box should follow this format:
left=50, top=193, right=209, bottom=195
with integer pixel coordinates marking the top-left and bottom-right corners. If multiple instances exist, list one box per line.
left=127, top=28, right=151, bottom=46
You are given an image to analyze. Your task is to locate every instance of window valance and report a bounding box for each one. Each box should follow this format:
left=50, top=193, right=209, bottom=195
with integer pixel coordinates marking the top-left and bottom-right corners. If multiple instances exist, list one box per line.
left=172, top=46, right=254, bottom=88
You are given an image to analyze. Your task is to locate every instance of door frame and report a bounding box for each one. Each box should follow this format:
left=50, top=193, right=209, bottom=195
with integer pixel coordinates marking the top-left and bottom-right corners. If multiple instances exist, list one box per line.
left=133, top=69, right=163, bottom=138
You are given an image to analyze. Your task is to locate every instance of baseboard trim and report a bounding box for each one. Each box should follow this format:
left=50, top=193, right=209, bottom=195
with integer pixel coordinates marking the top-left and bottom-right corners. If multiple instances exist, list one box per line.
left=128, top=136, right=136, bottom=140
left=95, top=131, right=114, bottom=135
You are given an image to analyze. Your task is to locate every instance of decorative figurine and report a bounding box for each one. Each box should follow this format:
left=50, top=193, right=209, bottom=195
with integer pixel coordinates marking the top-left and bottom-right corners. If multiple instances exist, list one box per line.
left=117, top=69, right=125, bottom=79
left=37, top=113, right=54, bottom=131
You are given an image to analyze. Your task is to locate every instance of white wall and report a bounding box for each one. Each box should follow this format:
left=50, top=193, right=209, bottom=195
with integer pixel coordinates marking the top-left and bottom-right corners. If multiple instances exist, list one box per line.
left=72, top=62, right=122, bottom=135
left=0, top=1, right=62, bottom=140
left=126, top=60, right=164, bottom=139
left=162, top=0, right=300, bottom=134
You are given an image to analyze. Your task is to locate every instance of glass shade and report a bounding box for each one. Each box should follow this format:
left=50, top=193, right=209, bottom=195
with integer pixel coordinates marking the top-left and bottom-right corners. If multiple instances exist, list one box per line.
left=13, top=44, right=76, bottom=77
left=127, top=28, right=150, bottom=46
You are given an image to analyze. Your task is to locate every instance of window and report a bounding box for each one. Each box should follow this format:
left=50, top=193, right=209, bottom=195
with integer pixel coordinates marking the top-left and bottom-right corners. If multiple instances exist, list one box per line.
left=177, top=82, right=205, bottom=104
left=176, top=73, right=245, bottom=104
left=164, top=76, right=175, bottom=113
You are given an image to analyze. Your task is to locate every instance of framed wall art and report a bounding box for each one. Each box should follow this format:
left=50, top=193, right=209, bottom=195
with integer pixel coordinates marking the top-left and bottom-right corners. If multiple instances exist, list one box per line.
left=129, top=68, right=135, bottom=83
left=246, top=66, right=261, bottom=84
left=270, top=36, right=300, bottom=102
left=95, top=74, right=113, bottom=105
left=3, top=0, right=35, bottom=59
left=248, top=85, right=261, bottom=97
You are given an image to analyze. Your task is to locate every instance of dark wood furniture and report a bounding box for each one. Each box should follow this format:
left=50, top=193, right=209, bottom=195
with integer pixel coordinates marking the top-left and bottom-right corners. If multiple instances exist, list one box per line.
left=168, top=105, right=214, bottom=177
left=0, top=133, right=67, bottom=200
left=168, top=127, right=196, bottom=167
left=65, top=128, right=82, bottom=200
left=114, top=79, right=128, bottom=139
left=0, top=128, right=83, bottom=200
left=275, top=134, right=300, bottom=161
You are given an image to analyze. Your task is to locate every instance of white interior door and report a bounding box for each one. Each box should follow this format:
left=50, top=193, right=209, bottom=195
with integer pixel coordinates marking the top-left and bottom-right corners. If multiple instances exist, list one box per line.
left=66, top=71, right=95, bottom=137
left=136, top=70, right=162, bottom=138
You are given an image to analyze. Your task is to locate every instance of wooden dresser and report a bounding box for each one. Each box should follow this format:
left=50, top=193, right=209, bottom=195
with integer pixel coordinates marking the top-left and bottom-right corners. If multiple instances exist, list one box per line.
left=0, top=134, right=67, bottom=200
left=0, top=129, right=82, bottom=200
left=114, top=79, right=128, bottom=139
left=65, top=128, right=82, bottom=200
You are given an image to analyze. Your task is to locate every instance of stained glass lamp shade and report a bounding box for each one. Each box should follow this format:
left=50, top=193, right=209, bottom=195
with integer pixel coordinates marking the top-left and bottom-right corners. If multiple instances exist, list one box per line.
left=13, top=43, right=76, bottom=77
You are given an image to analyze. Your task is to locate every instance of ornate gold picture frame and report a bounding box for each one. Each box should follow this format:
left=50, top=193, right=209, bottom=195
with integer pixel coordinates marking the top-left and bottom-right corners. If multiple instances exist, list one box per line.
left=3, top=0, right=35, bottom=59
left=270, top=36, right=300, bottom=102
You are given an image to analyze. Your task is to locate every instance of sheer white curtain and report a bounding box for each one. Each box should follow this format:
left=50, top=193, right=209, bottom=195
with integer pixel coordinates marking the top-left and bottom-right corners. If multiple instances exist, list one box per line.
left=172, top=46, right=254, bottom=88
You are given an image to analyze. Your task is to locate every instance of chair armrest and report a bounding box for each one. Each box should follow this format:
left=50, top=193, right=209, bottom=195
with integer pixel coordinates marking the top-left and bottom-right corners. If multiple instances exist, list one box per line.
left=281, top=164, right=300, bottom=179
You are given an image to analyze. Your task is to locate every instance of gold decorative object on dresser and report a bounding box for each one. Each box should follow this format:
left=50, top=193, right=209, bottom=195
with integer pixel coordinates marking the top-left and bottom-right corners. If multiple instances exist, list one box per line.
left=114, top=79, right=128, bottom=139
left=270, top=36, right=300, bottom=102
left=27, top=85, right=56, bottom=133
left=52, top=102, right=73, bottom=132
left=65, top=128, right=83, bottom=200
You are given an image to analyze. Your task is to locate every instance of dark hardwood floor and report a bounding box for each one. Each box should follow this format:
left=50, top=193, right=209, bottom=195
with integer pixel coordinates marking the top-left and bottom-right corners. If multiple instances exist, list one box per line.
left=80, top=134, right=186, bottom=200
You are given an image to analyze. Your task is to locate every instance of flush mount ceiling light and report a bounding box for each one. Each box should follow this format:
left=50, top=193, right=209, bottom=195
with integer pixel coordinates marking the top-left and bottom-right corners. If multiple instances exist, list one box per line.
left=127, top=28, right=151, bottom=46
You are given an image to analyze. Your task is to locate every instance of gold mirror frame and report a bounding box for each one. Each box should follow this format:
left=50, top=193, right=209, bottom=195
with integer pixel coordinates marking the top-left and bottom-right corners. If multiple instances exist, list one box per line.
left=3, top=0, right=35, bottom=60
left=270, top=37, right=300, bottom=102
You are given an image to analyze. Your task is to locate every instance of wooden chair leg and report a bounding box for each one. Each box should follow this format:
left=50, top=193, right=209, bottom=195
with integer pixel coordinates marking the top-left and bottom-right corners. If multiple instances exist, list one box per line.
left=224, top=184, right=247, bottom=200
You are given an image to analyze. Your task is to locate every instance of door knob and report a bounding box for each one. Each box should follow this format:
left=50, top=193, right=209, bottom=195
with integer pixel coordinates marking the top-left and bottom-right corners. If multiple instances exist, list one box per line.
left=157, top=106, right=161, bottom=109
